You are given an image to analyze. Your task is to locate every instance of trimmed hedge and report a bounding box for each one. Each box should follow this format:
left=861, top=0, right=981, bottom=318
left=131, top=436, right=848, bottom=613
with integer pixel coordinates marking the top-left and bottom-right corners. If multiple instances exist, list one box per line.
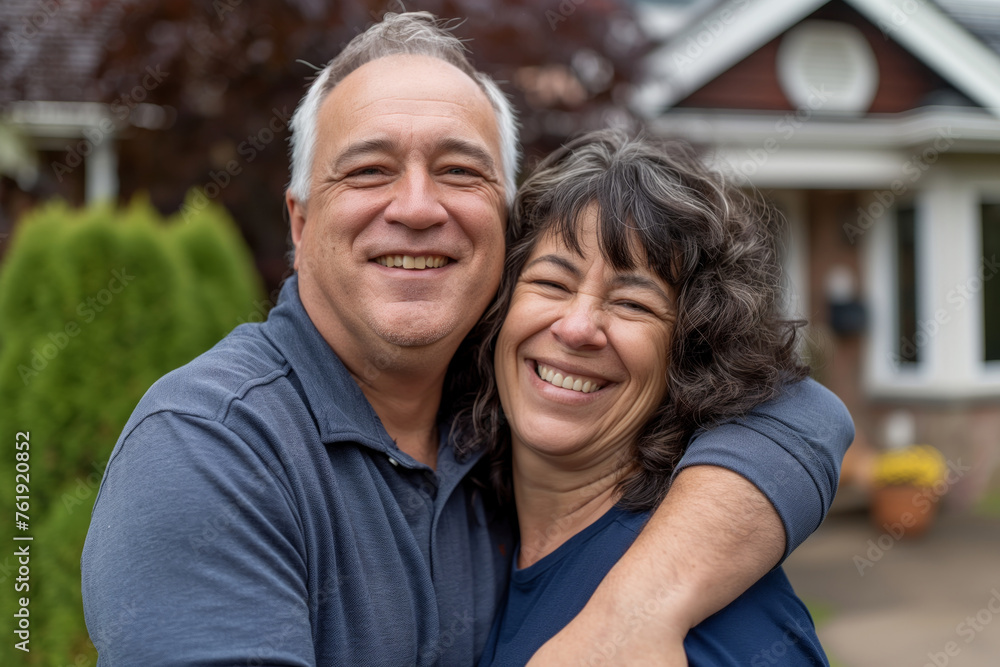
left=0, top=193, right=264, bottom=665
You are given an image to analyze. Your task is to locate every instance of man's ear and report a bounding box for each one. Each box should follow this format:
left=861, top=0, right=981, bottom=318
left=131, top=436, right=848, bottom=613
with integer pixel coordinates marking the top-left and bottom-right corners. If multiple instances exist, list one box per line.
left=286, top=190, right=306, bottom=271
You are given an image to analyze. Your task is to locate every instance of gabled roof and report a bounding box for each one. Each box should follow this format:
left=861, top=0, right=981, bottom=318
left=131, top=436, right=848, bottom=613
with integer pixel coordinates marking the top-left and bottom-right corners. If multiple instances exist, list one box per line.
left=634, top=0, right=1000, bottom=117
left=937, top=0, right=1000, bottom=54
left=0, top=0, right=126, bottom=104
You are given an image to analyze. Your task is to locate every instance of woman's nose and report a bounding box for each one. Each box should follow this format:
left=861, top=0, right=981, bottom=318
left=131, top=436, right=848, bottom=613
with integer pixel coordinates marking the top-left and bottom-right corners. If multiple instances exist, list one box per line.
left=550, top=296, right=607, bottom=350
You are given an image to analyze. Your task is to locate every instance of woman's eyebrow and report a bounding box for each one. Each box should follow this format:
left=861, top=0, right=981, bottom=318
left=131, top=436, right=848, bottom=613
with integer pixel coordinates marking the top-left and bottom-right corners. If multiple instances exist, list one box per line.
left=610, top=274, right=673, bottom=303
left=522, top=254, right=581, bottom=277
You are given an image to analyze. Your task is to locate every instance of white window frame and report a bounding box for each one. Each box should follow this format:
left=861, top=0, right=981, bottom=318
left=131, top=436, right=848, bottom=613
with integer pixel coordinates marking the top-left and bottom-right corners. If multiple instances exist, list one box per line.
left=976, top=194, right=1000, bottom=374
left=864, top=173, right=1000, bottom=399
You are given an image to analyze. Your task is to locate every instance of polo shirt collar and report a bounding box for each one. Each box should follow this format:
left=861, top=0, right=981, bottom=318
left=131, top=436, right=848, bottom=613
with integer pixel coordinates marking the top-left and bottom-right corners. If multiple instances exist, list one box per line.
left=261, top=274, right=482, bottom=475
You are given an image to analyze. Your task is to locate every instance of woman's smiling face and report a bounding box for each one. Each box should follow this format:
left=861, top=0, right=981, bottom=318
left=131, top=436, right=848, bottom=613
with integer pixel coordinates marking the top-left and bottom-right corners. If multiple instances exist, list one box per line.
left=495, top=206, right=677, bottom=468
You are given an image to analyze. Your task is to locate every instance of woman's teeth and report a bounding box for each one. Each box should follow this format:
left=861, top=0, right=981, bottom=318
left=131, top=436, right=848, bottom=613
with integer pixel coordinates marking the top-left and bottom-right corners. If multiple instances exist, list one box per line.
left=374, top=255, right=449, bottom=269
left=536, top=363, right=604, bottom=393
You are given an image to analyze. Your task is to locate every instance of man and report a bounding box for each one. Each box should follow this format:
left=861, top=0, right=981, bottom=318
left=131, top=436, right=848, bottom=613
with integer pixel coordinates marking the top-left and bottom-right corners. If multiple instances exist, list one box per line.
left=82, top=11, right=853, bottom=665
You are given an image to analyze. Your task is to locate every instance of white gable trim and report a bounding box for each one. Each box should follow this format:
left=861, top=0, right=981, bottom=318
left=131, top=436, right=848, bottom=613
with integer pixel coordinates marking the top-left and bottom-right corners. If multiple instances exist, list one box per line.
left=649, top=106, right=1000, bottom=188
left=848, top=0, right=1000, bottom=114
left=634, top=0, right=827, bottom=116
left=634, top=0, right=1000, bottom=118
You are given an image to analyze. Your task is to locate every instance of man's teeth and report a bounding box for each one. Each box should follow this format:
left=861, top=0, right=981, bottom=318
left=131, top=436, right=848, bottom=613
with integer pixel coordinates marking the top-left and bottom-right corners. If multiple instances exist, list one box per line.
left=374, top=255, right=449, bottom=269
left=536, top=363, right=604, bottom=393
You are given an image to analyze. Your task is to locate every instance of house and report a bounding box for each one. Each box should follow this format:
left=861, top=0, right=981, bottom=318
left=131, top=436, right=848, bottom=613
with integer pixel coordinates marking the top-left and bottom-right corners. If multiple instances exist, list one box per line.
left=633, top=0, right=1000, bottom=507
left=0, top=0, right=170, bottom=211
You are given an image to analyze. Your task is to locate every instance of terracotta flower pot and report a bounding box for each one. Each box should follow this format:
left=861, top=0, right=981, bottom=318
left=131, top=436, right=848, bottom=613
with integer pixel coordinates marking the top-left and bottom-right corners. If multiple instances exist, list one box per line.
left=870, top=484, right=937, bottom=538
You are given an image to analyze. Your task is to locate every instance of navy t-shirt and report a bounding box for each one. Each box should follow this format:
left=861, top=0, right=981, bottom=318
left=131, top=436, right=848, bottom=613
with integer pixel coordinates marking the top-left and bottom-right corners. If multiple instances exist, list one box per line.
left=479, top=505, right=828, bottom=666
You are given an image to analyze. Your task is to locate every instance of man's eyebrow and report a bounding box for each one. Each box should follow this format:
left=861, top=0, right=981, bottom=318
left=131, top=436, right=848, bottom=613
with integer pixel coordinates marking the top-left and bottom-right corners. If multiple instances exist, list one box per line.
left=332, top=138, right=398, bottom=172
left=438, top=138, right=498, bottom=176
left=610, top=274, right=673, bottom=303
left=523, top=254, right=582, bottom=278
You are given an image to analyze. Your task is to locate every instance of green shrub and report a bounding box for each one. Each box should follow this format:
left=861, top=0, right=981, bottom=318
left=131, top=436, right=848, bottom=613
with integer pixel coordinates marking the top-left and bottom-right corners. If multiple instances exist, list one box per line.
left=0, top=193, right=264, bottom=666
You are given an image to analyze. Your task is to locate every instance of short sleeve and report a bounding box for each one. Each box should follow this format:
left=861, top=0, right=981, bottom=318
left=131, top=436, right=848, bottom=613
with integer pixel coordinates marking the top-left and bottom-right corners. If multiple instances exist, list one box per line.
left=673, top=378, right=855, bottom=560
left=81, top=412, right=315, bottom=666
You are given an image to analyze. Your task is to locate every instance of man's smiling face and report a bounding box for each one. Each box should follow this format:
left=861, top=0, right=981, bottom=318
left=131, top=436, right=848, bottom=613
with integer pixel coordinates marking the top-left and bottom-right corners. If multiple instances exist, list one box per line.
left=288, top=54, right=507, bottom=369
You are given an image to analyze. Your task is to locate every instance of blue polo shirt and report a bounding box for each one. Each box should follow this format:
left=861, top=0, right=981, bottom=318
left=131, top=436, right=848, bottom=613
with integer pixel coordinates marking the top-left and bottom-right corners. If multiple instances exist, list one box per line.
left=82, top=274, right=513, bottom=666
left=81, top=274, right=853, bottom=665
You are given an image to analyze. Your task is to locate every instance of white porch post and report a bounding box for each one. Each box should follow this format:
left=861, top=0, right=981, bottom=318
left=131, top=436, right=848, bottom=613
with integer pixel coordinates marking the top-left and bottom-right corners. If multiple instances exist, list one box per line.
left=85, top=137, right=118, bottom=203
left=919, top=170, right=978, bottom=391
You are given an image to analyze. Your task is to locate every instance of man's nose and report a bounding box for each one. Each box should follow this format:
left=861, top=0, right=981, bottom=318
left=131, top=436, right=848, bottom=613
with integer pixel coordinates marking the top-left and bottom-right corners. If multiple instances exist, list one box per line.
left=384, top=169, right=447, bottom=229
left=550, top=296, right=608, bottom=350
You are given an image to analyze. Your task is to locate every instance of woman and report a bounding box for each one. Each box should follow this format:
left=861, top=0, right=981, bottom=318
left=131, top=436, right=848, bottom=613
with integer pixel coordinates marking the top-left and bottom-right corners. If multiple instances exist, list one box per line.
left=461, top=130, right=828, bottom=665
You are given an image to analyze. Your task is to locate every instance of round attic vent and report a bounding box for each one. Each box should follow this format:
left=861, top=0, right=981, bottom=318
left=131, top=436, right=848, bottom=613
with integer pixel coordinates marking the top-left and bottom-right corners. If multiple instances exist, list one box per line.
left=777, top=20, right=879, bottom=114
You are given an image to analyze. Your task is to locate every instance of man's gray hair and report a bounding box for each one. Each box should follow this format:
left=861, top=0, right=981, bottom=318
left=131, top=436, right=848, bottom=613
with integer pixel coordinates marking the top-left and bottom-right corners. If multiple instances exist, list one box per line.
left=287, top=11, right=520, bottom=206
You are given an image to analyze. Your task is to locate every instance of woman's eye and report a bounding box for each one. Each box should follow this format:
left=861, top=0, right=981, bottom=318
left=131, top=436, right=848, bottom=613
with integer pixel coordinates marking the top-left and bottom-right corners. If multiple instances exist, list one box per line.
left=533, top=280, right=567, bottom=291
left=618, top=300, right=653, bottom=314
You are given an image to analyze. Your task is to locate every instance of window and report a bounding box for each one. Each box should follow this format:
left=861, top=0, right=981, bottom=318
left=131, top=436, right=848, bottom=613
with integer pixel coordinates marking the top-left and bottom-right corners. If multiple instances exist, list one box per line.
left=895, top=204, right=919, bottom=365
left=983, top=203, right=1000, bottom=362
left=777, top=21, right=879, bottom=114
left=865, top=184, right=1000, bottom=397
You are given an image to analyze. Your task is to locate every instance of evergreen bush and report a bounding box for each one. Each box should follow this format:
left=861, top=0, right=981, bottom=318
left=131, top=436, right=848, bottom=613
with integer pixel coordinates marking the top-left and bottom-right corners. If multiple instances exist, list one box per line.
left=0, top=193, right=265, bottom=665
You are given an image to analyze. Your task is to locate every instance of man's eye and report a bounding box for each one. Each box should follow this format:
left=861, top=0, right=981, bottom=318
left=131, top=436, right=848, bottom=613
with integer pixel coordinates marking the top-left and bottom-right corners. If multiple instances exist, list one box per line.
left=351, top=167, right=384, bottom=176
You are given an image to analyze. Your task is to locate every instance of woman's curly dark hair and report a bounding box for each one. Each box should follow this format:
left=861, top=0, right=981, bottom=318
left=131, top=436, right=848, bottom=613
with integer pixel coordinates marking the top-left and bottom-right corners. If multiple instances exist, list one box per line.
left=447, top=129, right=808, bottom=511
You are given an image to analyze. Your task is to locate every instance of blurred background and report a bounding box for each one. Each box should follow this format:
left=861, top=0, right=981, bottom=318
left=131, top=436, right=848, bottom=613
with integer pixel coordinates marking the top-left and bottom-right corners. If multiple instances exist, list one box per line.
left=1, top=0, right=999, bottom=664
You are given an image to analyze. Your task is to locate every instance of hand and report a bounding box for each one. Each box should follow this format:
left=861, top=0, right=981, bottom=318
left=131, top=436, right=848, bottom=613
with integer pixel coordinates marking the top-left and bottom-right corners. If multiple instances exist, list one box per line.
left=528, top=466, right=783, bottom=666
left=527, top=612, right=689, bottom=666
left=527, top=557, right=692, bottom=666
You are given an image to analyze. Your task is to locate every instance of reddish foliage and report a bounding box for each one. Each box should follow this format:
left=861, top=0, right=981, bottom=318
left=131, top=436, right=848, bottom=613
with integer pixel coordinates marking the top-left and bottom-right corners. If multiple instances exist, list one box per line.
left=96, top=0, right=645, bottom=289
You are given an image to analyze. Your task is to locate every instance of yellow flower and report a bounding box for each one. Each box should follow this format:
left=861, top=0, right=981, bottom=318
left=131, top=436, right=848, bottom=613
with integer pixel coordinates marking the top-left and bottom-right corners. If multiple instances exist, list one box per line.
left=872, top=444, right=948, bottom=488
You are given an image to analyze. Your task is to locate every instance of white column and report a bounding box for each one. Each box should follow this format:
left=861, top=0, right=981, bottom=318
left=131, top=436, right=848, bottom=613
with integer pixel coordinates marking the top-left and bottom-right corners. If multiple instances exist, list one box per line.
left=85, top=137, right=118, bottom=203
left=768, top=190, right=809, bottom=321
left=919, top=170, right=978, bottom=394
